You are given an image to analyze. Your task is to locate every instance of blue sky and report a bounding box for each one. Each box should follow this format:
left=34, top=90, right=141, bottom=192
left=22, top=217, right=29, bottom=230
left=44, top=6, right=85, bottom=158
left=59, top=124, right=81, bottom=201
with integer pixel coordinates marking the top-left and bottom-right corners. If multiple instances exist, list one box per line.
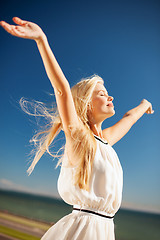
left=0, top=0, right=160, bottom=214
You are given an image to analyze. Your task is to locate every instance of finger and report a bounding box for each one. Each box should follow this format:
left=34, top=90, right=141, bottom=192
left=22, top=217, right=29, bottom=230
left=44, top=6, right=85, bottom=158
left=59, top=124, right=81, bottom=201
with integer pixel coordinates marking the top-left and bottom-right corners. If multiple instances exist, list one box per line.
left=0, top=21, right=8, bottom=28
left=147, top=109, right=154, bottom=114
left=0, top=21, right=14, bottom=33
left=146, top=109, right=151, bottom=114
left=0, top=22, right=24, bottom=37
left=15, top=25, right=25, bottom=33
left=11, top=26, right=26, bottom=37
left=12, top=17, right=28, bottom=26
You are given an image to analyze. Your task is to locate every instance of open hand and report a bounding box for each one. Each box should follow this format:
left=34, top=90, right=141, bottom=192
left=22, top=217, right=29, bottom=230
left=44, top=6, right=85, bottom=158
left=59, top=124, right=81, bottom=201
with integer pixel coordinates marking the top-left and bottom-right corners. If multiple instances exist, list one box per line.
left=141, top=99, right=154, bottom=114
left=0, top=17, right=45, bottom=42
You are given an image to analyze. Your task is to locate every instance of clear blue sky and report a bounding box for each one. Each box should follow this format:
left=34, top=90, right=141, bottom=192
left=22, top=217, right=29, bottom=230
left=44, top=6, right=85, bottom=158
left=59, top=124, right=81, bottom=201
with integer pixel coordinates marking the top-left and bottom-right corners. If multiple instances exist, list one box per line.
left=0, top=0, right=160, bottom=213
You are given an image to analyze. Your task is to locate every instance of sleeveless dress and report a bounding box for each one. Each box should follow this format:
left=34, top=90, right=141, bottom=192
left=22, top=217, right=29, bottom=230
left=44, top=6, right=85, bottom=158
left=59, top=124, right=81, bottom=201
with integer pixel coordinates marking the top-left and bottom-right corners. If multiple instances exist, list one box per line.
left=41, top=134, right=123, bottom=240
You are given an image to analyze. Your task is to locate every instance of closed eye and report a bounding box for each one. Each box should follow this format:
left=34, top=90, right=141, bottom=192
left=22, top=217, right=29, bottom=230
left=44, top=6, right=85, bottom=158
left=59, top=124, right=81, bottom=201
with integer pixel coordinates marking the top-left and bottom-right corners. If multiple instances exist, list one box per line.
left=98, top=90, right=108, bottom=97
left=99, top=92, right=108, bottom=97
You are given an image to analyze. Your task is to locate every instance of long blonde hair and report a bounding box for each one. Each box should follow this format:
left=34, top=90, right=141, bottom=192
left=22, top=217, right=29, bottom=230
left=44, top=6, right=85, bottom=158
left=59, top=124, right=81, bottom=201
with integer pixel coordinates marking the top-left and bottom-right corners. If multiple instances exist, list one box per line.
left=20, top=74, right=104, bottom=191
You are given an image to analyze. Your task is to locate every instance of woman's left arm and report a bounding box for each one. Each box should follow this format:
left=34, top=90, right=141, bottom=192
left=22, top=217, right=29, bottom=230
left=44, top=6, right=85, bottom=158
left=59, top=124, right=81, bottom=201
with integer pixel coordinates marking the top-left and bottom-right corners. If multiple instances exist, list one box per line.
left=103, top=99, right=154, bottom=146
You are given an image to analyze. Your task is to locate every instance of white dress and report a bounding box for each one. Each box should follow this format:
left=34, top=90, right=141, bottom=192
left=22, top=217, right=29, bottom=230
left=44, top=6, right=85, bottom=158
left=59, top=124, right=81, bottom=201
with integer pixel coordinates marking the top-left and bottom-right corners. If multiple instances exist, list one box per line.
left=41, top=134, right=123, bottom=240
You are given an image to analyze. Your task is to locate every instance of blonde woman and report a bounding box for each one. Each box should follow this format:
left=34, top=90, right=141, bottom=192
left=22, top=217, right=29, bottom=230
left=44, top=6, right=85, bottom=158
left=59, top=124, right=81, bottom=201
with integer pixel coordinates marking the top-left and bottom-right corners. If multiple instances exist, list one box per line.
left=0, top=17, right=154, bottom=240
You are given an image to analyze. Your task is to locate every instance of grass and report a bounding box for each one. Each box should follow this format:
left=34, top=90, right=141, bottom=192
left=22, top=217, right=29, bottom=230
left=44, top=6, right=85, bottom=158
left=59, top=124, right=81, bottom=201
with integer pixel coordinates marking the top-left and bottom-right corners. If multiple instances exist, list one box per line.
left=0, top=225, right=40, bottom=240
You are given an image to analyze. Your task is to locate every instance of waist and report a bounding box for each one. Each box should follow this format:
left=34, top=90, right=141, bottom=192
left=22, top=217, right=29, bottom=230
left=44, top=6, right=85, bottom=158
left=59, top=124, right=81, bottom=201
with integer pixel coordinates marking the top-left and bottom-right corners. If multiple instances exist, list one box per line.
left=72, top=205, right=115, bottom=219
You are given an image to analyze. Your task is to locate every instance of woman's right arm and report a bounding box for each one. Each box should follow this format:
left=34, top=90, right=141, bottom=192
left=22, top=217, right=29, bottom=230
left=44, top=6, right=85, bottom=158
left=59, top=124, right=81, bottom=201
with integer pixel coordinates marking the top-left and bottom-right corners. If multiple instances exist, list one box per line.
left=35, top=32, right=81, bottom=136
left=0, top=17, right=80, bottom=136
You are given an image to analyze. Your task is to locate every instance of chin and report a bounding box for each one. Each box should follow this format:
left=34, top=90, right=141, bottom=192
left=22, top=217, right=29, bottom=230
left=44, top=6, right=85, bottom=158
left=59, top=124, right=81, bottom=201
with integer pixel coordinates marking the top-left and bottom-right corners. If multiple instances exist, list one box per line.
left=106, top=109, right=115, bottom=118
left=109, top=113, right=115, bottom=118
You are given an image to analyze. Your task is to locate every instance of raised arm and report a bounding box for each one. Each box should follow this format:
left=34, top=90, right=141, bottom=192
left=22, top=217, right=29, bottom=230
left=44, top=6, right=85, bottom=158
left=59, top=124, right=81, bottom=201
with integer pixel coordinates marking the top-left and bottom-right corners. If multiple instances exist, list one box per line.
left=0, top=17, right=81, bottom=136
left=103, top=99, right=154, bottom=146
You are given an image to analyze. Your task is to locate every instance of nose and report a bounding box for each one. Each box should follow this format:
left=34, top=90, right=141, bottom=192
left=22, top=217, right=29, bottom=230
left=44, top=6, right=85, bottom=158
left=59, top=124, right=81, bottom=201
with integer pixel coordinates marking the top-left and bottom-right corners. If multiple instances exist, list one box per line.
left=108, top=96, right=114, bottom=101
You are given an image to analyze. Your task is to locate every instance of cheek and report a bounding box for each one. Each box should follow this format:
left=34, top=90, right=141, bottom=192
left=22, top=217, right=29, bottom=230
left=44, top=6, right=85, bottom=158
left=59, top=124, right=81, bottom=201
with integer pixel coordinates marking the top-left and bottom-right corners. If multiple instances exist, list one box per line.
left=91, top=98, right=106, bottom=112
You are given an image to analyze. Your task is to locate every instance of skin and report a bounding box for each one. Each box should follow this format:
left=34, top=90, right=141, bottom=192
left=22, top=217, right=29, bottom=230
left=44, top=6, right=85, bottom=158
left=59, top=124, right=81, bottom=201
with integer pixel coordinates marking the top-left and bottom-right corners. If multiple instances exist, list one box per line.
left=90, top=82, right=115, bottom=120
left=88, top=82, right=114, bottom=138
left=0, top=17, right=154, bottom=150
left=89, top=81, right=154, bottom=144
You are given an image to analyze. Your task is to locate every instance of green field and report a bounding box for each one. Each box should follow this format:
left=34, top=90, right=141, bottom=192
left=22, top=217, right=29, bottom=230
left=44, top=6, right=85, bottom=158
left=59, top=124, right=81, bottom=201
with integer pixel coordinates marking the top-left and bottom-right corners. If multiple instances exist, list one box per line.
left=0, top=224, right=40, bottom=240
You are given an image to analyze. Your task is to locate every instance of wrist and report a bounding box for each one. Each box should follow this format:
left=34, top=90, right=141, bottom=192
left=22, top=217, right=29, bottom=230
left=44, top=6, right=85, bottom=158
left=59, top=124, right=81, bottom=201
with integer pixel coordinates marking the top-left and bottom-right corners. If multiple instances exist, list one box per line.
left=140, top=99, right=151, bottom=112
left=140, top=99, right=150, bottom=107
left=35, top=33, right=47, bottom=45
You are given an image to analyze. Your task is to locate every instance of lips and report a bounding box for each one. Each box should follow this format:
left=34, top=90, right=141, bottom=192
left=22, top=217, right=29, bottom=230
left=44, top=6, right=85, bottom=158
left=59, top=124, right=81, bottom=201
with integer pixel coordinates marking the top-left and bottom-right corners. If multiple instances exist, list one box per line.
left=107, top=102, right=114, bottom=107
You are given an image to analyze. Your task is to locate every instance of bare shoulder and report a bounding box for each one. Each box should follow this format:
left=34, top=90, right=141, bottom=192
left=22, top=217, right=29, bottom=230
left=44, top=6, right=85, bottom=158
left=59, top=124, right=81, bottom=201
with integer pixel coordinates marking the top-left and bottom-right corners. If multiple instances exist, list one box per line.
left=102, top=127, right=113, bottom=146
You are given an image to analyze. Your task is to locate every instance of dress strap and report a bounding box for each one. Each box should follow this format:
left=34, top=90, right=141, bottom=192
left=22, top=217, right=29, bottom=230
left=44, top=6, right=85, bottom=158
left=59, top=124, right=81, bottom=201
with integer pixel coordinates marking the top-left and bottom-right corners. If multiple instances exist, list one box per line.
left=93, top=134, right=108, bottom=145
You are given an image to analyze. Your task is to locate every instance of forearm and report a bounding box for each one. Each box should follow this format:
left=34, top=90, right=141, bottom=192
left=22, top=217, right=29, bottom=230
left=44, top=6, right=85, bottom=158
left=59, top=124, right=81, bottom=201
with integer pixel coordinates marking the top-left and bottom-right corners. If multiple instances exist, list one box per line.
left=125, top=100, right=152, bottom=124
left=35, top=35, right=69, bottom=94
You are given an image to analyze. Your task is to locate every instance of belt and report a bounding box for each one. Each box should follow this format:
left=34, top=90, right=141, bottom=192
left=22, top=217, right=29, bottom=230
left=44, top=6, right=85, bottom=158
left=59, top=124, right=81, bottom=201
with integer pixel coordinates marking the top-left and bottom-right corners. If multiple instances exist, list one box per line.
left=72, top=205, right=115, bottom=219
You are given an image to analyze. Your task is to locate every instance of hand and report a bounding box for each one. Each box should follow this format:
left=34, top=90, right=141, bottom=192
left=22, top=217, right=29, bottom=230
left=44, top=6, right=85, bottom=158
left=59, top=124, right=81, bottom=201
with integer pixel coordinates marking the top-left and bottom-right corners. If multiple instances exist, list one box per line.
left=0, top=17, right=46, bottom=42
left=141, top=99, right=154, bottom=114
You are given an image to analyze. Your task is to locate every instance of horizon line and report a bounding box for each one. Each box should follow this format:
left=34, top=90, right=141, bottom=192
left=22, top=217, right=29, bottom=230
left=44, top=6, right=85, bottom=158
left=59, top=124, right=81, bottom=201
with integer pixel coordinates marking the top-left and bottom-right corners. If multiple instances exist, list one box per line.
left=0, top=188, right=160, bottom=215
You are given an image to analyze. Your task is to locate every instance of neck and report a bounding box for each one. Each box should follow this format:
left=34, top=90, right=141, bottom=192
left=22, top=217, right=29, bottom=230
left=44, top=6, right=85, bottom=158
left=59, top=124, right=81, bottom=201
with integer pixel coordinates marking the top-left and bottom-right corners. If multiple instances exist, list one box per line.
left=90, top=122, right=103, bottom=138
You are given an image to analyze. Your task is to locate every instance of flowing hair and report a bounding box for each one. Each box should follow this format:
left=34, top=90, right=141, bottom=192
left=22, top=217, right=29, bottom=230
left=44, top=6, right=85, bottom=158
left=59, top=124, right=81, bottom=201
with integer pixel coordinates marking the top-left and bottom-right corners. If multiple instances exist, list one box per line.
left=20, top=74, right=104, bottom=191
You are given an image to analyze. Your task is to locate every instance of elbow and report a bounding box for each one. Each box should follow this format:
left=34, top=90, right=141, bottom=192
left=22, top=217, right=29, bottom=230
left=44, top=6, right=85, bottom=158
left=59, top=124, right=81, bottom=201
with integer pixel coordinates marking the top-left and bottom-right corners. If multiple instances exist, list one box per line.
left=123, top=112, right=137, bottom=125
left=55, top=88, right=64, bottom=96
left=54, top=81, right=70, bottom=97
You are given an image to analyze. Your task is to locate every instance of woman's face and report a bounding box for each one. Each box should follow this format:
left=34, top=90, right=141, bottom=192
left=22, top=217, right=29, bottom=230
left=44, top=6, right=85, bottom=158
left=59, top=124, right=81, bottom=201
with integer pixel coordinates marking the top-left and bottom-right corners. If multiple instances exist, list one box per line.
left=89, top=82, right=115, bottom=123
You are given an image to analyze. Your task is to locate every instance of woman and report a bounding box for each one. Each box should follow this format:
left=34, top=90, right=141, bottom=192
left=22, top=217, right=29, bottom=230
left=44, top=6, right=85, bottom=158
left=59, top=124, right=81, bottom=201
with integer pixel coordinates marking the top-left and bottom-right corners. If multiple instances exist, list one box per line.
left=0, top=17, right=154, bottom=240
